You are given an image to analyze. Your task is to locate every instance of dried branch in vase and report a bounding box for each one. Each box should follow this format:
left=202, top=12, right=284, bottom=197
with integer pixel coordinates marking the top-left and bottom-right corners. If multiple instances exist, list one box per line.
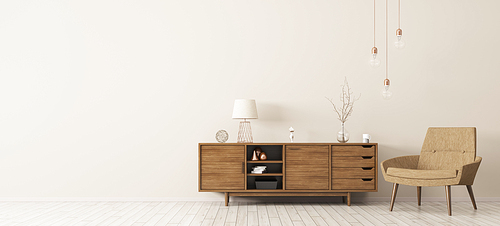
left=326, top=78, right=360, bottom=123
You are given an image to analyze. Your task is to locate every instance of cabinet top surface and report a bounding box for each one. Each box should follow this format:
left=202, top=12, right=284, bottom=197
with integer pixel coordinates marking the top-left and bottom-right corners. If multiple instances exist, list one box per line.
left=199, top=142, right=377, bottom=146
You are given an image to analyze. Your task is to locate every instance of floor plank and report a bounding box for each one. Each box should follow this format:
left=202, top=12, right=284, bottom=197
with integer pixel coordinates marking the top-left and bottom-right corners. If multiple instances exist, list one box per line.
left=0, top=201, right=497, bottom=225
left=247, top=210, right=258, bottom=226
left=274, top=203, right=294, bottom=226
left=190, top=202, right=212, bottom=226
left=257, top=203, right=270, bottom=226
left=154, top=202, right=185, bottom=226
left=235, top=202, right=248, bottom=226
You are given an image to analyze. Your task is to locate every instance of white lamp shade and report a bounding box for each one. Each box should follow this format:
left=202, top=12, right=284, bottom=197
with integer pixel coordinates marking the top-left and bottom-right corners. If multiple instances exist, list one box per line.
left=232, top=99, right=258, bottom=119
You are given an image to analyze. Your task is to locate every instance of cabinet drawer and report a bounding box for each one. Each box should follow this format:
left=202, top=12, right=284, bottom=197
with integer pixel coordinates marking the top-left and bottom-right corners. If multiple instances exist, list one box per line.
left=287, top=166, right=329, bottom=176
left=332, top=167, right=375, bottom=178
left=286, top=176, right=329, bottom=190
left=332, top=179, right=375, bottom=190
left=332, top=156, right=375, bottom=167
left=332, top=145, right=375, bottom=156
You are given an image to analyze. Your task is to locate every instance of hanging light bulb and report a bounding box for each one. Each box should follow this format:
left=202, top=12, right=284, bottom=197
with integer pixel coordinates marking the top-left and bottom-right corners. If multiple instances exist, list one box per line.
left=369, top=0, right=380, bottom=68
left=395, top=28, right=405, bottom=49
left=382, top=78, right=393, bottom=100
left=370, top=47, right=381, bottom=68
left=381, top=0, right=393, bottom=100
left=394, top=0, right=405, bottom=49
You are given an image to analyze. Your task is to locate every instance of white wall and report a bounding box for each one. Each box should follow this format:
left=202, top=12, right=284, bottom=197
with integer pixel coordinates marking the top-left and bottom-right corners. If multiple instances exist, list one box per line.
left=1, top=0, right=499, bottom=200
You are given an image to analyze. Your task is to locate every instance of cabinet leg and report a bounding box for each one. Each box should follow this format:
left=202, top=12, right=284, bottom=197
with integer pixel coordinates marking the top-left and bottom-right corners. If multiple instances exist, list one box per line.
left=225, top=192, right=229, bottom=206
left=347, top=192, right=351, bottom=206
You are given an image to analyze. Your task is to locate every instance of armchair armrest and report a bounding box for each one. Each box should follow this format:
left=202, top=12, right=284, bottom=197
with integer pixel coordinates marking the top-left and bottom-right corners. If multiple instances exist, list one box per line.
left=458, top=156, right=482, bottom=185
left=381, top=155, right=420, bottom=174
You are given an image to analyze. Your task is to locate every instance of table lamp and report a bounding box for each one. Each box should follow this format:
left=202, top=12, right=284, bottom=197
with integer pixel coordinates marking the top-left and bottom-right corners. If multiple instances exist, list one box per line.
left=232, top=99, right=258, bottom=143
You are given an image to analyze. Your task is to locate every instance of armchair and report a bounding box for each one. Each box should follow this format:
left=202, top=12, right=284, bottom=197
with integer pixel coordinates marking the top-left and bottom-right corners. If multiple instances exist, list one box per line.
left=381, top=127, right=481, bottom=216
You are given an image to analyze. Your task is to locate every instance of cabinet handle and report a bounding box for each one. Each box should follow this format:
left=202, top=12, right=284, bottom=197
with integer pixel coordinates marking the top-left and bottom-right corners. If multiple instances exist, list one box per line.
left=362, top=156, right=373, bottom=159
left=242, top=162, right=245, bottom=174
left=288, top=148, right=300, bottom=150
left=362, top=178, right=373, bottom=181
left=362, top=167, right=373, bottom=170
left=362, top=145, right=373, bottom=148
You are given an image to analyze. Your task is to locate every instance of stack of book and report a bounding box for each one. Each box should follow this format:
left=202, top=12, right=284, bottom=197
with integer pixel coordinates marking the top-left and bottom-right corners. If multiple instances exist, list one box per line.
left=251, top=166, right=267, bottom=174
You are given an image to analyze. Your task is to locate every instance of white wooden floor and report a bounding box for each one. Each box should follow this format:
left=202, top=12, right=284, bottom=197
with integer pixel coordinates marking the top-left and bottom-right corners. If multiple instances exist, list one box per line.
left=0, top=201, right=498, bottom=226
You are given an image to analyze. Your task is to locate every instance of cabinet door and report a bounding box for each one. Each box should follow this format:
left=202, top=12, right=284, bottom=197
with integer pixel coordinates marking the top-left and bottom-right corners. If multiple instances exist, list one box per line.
left=285, top=145, right=329, bottom=190
left=200, top=145, right=245, bottom=190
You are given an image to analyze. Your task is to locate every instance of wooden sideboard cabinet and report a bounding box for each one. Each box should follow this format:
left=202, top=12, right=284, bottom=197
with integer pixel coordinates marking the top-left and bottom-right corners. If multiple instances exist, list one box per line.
left=199, top=143, right=378, bottom=206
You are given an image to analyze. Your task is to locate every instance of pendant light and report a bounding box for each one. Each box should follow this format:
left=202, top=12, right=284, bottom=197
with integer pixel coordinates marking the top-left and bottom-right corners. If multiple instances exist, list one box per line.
left=369, top=0, right=380, bottom=68
left=382, top=0, right=393, bottom=100
left=394, top=0, right=405, bottom=49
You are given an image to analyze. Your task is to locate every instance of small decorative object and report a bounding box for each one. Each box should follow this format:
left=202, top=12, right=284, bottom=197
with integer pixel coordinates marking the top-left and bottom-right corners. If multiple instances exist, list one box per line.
left=326, top=78, right=360, bottom=143
left=254, top=147, right=262, bottom=157
left=252, top=150, right=259, bottom=161
left=338, top=122, right=350, bottom=143
left=215, top=130, right=229, bottom=143
left=289, top=127, right=295, bottom=142
left=251, top=166, right=267, bottom=174
left=259, top=151, right=267, bottom=160
left=363, top=134, right=371, bottom=143
left=232, top=99, right=258, bottom=143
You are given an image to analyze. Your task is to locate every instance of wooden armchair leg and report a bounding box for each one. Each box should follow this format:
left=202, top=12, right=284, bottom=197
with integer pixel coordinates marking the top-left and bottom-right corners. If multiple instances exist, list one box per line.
left=390, top=183, right=399, bottom=211
left=445, top=185, right=452, bottom=216
left=466, top=185, right=477, bottom=210
left=417, top=186, right=422, bottom=206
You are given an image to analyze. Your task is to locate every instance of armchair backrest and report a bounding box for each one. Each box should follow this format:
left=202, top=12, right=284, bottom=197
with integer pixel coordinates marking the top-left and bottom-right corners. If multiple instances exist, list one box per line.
left=417, top=127, right=476, bottom=170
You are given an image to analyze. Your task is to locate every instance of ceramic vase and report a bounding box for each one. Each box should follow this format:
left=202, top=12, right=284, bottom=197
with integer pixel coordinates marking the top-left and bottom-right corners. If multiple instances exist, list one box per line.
left=259, top=151, right=267, bottom=160
left=252, top=150, right=259, bottom=161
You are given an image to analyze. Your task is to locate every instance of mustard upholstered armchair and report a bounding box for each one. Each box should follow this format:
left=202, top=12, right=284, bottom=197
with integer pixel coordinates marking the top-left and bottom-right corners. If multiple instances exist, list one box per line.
left=381, top=127, right=482, bottom=216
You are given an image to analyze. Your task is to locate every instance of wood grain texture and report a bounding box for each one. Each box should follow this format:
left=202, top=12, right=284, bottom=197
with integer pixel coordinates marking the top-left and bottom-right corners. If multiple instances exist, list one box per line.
left=2, top=201, right=497, bottom=225
left=331, top=144, right=377, bottom=193
left=331, top=168, right=375, bottom=178
left=229, top=192, right=347, bottom=197
left=200, top=145, right=245, bottom=190
left=331, top=145, right=375, bottom=156
left=285, top=145, right=329, bottom=190
left=332, top=157, right=375, bottom=168
left=332, top=179, right=375, bottom=190
left=200, top=143, right=378, bottom=204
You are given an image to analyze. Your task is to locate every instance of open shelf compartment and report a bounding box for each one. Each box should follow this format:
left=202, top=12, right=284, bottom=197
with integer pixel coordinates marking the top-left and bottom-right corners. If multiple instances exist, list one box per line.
left=247, top=176, right=283, bottom=190
left=246, top=145, right=283, bottom=161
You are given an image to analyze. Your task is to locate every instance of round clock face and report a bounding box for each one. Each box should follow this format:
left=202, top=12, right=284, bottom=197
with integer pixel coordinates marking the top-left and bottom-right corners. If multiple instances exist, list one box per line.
left=216, top=130, right=229, bottom=143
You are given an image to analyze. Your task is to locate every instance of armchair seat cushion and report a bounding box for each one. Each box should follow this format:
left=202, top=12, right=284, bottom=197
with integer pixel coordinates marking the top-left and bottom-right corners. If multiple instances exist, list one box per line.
left=387, top=167, right=457, bottom=180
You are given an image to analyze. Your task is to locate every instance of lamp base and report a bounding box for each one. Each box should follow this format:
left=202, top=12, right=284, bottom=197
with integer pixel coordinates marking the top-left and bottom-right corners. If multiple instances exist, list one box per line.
left=237, top=121, right=253, bottom=143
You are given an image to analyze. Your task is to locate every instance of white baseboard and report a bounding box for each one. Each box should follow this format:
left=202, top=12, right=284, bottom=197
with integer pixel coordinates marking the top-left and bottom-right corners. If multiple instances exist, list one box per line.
left=1, top=196, right=499, bottom=202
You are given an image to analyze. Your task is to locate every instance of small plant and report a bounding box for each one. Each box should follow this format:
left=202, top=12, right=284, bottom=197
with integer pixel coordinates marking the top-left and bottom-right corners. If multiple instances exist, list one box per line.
left=326, top=78, right=360, bottom=123
left=326, top=78, right=360, bottom=143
